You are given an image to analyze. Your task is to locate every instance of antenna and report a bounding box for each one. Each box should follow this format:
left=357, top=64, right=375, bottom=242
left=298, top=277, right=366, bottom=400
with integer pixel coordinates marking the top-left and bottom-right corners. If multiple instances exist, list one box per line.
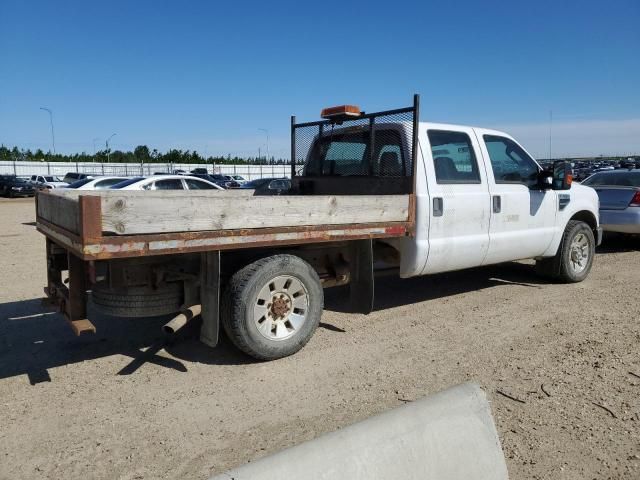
left=549, top=110, right=553, bottom=161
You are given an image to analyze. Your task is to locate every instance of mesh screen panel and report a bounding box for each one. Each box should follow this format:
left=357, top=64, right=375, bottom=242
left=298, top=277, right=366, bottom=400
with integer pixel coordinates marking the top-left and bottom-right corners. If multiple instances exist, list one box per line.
left=292, top=108, right=414, bottom=179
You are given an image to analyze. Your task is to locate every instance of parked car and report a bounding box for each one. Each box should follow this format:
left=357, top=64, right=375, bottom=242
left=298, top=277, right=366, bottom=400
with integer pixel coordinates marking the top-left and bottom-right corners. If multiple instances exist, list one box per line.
left=65, top=176, right=129, bottom=190
left=195, top=173, right=239, bottom=188
left=62, top=172, right=93, bottom=184
left=28, top=175, right=68, bottom=190
left=0, top=174, right=36, bottom=197
left=240, top=177, right=291, bottom=194
left=110, top=175, right=224, bottom=191
left=582, top=170, right=640, bottom=235
left=220, top=175, right=240, bottom=188
left=190, top=168, right=209, bottom=175
left=189, top=173, right=229, bottom=188
left=229, top=175, right=247, bottom=185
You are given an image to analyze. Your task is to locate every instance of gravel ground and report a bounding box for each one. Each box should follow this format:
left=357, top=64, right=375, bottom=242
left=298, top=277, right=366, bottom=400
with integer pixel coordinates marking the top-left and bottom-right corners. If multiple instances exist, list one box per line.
left=0, top=197, right=639, bottom=480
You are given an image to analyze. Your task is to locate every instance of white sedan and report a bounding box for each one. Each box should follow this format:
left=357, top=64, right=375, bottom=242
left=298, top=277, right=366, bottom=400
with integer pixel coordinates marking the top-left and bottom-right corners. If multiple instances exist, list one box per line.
left=66, top=176, right=128, bottom=190
left=111, top=175, right=224, bottom=191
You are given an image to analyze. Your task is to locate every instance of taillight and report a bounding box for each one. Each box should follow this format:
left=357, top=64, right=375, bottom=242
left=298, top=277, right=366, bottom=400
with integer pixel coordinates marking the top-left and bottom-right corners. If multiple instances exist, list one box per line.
left=630, top=191, right=640, bottom=207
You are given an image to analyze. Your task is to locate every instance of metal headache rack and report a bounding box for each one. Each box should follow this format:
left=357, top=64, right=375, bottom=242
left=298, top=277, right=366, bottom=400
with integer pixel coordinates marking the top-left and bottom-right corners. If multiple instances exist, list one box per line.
left=290, top=94, right=420, bottom=195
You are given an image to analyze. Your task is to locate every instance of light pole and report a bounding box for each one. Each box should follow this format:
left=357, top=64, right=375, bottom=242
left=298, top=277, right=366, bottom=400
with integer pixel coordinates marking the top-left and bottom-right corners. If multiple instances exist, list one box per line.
left=92, top=137, right=100, bottom=162
left=258, top=128, right=269, bottom=162
left=39, top=107, right=56, bottom=154
left=106, top=133, right=116, bottom=163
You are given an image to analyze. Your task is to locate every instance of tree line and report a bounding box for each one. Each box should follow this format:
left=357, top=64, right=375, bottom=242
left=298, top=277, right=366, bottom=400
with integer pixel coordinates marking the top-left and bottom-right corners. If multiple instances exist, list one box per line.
left=0, top=145, right=290, bottom=165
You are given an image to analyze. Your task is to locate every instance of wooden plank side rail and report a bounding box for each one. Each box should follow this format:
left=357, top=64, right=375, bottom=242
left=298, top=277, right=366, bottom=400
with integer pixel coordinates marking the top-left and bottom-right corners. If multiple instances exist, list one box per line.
left=100, top=194, right=410, bottom=235
left=36, top=191, right=81, bottom=235
left=36, top=190, right=414, bottom=260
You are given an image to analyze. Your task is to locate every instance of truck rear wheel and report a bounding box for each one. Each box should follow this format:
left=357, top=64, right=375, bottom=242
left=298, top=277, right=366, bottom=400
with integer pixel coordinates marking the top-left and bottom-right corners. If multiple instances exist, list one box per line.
left=535, top=220, right=595, bottom=283
left=91, top=282, right=183, bottom=317
left=222, top=254, right=323, bottom=360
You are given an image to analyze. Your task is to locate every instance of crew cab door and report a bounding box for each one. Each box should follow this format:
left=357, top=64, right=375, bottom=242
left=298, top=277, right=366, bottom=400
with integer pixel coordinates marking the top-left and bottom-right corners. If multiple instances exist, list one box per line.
left=476, top=131, right=557, bottom=264
left=421, top=127, right=491, bottom=274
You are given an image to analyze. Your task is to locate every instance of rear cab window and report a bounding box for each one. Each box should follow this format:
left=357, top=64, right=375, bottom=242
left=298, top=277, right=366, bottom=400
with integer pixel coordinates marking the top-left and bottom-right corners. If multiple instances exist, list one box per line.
left=305, top=127, right=408, bottom=177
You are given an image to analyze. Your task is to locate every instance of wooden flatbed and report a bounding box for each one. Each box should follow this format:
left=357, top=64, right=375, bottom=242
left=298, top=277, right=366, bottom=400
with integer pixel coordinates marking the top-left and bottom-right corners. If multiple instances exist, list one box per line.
left=36, top=189, right=415, bottom=260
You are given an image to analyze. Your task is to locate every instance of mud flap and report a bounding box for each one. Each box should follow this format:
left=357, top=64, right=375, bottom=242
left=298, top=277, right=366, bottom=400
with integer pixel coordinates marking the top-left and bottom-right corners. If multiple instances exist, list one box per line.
left=200, top=250, right=220, bottom=348
left=349, top=239, right=374, bottom=314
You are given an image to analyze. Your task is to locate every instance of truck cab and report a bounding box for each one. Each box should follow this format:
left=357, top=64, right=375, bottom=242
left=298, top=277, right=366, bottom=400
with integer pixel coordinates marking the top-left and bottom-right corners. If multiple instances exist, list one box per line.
left=396, top=122, right=600, bottom=279
left=293, top=111, right=600, bottom=282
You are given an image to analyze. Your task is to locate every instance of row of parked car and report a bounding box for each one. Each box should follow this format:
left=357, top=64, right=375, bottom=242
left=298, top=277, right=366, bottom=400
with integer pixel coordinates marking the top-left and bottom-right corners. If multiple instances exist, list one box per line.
left=0, top=169, right=292, bottom=196
left=1, top=166, right=637, bottom=235
left=539, top=158, right=640, bottom=182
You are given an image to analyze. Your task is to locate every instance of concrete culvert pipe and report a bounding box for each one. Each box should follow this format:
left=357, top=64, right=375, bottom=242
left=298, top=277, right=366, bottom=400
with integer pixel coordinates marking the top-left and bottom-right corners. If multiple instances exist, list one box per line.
left=162, top=304, right=202, bottom=335
left=209, top=382, right=508, bottom=480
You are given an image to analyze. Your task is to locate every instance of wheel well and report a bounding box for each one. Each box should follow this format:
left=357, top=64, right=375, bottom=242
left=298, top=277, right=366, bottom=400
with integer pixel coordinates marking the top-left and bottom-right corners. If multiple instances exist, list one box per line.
left=570, top=210, right=597, bottom=233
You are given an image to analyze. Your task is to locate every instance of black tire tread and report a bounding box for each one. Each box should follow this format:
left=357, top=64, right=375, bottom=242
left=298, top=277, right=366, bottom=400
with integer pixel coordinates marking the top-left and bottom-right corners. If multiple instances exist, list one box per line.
left=91, top=283, right=183, bottom=317
left=221, top=255, right=323, bottom=360
left=536, top=220, right=594, bottom=283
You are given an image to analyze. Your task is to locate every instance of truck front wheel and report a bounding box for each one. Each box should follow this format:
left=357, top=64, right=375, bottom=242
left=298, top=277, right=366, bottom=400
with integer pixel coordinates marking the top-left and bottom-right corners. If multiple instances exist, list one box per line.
left=536, top=220, right=595, bottom=283
left=222, top=254, right=323, bottom=360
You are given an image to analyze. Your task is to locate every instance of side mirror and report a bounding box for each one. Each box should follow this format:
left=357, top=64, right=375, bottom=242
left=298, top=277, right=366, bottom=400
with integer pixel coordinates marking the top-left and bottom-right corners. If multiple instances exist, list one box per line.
left=552, top=160, right=573, bottom=190
left=537, top=170, right=553, bottom=190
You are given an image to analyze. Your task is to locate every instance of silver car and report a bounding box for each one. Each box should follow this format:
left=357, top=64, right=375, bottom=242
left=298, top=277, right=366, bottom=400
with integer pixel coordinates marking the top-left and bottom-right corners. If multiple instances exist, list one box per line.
left=582, top=170, right=640, bottom=234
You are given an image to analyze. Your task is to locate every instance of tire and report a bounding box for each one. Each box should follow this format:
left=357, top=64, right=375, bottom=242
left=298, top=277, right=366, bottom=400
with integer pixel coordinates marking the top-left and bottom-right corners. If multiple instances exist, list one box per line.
left=91, top=282, right=183, bottom=317
left=222, top=254, right=323, bottom=360
left=535, top=220, right=595, bottom=283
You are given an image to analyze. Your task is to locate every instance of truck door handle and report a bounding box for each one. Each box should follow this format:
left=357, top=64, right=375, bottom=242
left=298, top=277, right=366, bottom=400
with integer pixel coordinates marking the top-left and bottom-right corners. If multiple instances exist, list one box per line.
left=433, top=197, right=443, bottom=217
left=492, top=195, right=501, bottom=213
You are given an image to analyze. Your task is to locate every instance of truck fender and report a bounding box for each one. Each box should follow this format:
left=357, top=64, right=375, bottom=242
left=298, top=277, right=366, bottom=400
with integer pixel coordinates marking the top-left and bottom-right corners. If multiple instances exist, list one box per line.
left=541, top=205, right=599, bottom=258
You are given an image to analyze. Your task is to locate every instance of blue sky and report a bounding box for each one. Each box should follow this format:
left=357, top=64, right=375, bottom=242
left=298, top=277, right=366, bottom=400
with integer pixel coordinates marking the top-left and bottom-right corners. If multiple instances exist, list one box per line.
left=1, top=0, right=638, bottom=158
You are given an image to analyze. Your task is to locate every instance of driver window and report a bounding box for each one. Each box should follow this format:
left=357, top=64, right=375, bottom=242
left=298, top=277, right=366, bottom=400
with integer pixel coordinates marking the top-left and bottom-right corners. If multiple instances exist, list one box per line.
left=483, top=135, right=539, bottom=187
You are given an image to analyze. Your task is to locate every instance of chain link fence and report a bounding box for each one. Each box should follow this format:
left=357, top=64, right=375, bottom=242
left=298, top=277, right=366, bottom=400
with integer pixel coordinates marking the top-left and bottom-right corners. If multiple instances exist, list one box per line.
left=0, top=161, right=291, bottom=180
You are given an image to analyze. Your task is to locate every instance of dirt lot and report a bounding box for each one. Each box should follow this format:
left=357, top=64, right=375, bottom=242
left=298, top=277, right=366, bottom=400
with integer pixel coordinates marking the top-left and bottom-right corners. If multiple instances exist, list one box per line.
left=0, top=197, right=639, bottom=480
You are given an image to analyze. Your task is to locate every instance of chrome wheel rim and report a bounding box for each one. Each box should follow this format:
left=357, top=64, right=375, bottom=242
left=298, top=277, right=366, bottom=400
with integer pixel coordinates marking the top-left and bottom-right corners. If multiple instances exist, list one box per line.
left=569, top=232, right=590, bottom=273
left=253, top=275, right=309, bottom=341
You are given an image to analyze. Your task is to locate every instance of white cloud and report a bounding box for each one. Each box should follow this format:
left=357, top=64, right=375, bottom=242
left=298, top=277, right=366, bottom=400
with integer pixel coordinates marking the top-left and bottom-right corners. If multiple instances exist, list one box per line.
left=490, top=118, right=640, bottom=158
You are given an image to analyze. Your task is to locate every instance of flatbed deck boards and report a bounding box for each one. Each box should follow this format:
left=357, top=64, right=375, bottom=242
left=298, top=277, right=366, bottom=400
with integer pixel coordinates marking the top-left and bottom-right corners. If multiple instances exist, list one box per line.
left=36, top=190, right=413, bottom=259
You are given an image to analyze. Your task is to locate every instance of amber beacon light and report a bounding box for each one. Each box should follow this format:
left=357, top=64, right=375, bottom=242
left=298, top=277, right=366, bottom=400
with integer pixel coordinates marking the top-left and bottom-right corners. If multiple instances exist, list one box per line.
left=320, top=105, right=362, bottom=120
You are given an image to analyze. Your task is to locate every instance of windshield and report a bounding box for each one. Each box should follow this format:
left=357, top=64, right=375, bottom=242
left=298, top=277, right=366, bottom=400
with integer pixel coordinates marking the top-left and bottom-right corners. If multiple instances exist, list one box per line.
left=67, top=178, right=93, bottom=188
left=582, top=171, right=640, bottom=187
left=110, top=177, right=145, bottom=189
left=43, top=176, right=59, bottom=182
left=242, top=178, right=270, bottom=188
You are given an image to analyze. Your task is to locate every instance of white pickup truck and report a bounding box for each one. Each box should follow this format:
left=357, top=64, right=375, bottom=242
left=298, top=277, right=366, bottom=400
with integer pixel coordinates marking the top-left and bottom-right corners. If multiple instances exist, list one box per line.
left=29, top=175, right=68, bottom=189
left=36, top=96, right=601, bottom=361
